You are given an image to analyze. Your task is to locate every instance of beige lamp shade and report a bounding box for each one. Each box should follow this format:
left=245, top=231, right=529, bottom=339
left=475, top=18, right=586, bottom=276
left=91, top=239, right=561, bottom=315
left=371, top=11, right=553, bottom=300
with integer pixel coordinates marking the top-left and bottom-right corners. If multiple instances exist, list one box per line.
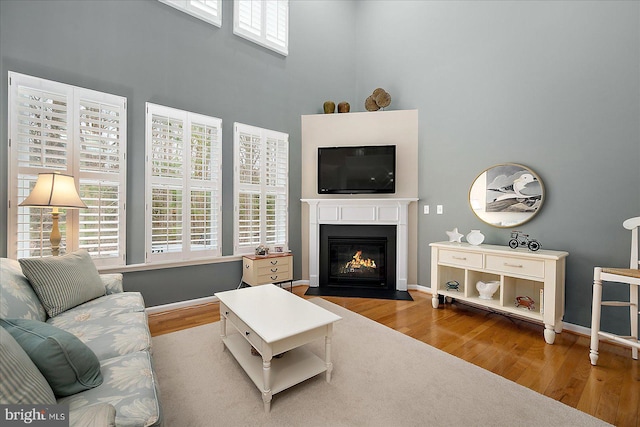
left=19, top=172, right=87, bottom=209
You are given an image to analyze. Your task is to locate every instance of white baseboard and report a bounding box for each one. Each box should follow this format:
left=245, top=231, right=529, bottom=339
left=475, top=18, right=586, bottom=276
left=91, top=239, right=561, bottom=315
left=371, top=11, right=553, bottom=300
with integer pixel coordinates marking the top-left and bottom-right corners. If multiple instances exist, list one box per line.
left=145, top=280, right=308, bottom=314
left=146, top=281, right=592, bottom=338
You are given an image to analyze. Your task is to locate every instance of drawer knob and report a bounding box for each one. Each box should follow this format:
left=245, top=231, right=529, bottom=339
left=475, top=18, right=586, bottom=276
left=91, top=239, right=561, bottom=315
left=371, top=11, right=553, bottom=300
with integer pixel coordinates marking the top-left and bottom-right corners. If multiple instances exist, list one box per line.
left=270, top=260, right=278, bottom=265
left=271, top=268, right=278, bottom=272
left=271, top=276, right=278, bottom=280
left=225, top=311, right=229, bottom=315
left=245, top=331, right=250, bottom=336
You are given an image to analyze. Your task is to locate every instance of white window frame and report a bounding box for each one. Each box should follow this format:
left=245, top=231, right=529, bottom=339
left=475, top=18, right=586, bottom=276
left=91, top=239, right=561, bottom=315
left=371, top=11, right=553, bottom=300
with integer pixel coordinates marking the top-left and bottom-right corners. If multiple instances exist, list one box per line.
left=159, top=0, right=222, bottom=27
left=7, top=72, right=127, bottom=266
left=233, top=0, right=289, bottom=56
left=145, top=103, right=222, bottom=264
left=233, top=122, right=288, bottom=255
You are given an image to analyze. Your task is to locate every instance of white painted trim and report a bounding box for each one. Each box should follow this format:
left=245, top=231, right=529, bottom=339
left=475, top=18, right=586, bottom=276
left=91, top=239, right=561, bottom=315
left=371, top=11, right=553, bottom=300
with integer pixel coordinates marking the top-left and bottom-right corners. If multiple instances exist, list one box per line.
left=145, top=280, right=309, bottom=314
left=302, top=198, right=418, bottom=291
left=146, top=295, right=219, bottom=315
left=98, top=254, right=242, bottom=274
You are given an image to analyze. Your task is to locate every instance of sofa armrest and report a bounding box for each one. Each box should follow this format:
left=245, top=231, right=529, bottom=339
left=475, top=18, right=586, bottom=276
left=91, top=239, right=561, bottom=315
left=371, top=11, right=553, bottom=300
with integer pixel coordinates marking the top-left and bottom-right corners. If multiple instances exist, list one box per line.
left=100, top=273, right=123, bottom=295
left=69, top=403, right=116, bottom=427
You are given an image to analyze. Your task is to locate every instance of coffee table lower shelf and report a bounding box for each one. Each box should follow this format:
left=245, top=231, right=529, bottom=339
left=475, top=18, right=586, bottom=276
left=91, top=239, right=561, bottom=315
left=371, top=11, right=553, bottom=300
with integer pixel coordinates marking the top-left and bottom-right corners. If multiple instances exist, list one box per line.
left=222, top=333, right=328, bottom=395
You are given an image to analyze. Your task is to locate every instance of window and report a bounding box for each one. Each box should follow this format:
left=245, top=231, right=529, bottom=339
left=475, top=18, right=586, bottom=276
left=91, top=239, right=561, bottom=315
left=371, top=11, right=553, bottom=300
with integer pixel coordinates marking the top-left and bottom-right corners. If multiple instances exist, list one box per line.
left=233, top=0, right=288, bottom=56
left=159, top=0, right=222, bottom=27
left=7, top=72, right=127, bottom=266
left=145, top=103, right=222, bottom=263
left=234, top=122, right=288, bottom=254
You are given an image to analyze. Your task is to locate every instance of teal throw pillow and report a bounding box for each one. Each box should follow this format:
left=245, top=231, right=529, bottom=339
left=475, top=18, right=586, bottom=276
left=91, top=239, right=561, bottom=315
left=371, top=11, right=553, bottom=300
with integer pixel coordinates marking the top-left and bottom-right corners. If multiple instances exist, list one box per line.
left=0, top=318, right=103, bottom=397
left=19, top=249, right=105, bottom=318
left=0, top=327, right=56, bottom=404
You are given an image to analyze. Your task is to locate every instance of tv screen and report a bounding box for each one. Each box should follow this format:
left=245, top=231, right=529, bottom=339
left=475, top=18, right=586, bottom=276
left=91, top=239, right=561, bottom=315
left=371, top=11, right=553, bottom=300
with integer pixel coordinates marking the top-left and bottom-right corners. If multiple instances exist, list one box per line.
left=318, top=145, right=396, bottom=194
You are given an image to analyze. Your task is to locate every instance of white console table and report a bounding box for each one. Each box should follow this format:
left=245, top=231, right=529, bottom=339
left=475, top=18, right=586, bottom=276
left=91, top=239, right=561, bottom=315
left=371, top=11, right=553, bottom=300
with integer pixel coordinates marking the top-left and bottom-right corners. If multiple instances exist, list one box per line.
left=430, top=241, right=568, bottom=344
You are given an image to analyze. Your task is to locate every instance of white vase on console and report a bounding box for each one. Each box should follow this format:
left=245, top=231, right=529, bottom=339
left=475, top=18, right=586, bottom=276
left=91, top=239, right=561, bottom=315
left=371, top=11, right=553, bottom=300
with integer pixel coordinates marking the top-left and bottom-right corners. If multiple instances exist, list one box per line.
left=476, top=280, right=500, bottom=300
left=466, top=229, right=485, bottom=246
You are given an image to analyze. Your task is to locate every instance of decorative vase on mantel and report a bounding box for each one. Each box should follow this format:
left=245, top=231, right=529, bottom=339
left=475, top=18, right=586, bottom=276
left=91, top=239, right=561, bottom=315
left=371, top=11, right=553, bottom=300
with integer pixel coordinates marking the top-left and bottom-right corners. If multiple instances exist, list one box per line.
left=466, top=230, right=485, bottom=246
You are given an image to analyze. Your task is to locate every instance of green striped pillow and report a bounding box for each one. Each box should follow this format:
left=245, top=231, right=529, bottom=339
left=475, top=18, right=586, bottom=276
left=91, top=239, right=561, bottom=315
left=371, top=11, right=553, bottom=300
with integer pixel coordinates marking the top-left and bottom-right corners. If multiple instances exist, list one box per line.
left=0, top=327, right=56, bottom=404
left=19, top=250, right=105, bottom=318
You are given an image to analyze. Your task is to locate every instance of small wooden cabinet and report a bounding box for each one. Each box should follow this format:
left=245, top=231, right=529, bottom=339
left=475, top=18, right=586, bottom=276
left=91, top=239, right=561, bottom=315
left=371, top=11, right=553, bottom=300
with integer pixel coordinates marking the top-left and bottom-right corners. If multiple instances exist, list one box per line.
left=242, top=253, right=293, bottom=288
left=430, top=242, right=568, bottom=344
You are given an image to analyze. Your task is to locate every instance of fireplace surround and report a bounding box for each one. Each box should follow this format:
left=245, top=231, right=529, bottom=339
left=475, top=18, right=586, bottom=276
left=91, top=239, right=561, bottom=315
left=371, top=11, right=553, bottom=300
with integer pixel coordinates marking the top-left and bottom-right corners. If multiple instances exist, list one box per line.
left=302, top=198, right=417, bottom=293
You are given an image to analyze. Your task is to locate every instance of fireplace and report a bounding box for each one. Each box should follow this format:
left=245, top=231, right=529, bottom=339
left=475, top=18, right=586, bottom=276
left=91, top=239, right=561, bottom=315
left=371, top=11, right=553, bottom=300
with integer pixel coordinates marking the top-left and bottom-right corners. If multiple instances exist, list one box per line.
left=319, top=224, right=396, bottom=290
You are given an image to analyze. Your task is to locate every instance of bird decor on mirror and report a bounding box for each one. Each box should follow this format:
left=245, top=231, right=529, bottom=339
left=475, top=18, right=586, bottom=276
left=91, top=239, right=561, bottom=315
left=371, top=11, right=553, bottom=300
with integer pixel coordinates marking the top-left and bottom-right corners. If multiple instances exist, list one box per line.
left=485, top=169, right=543, bottom=214
left=365, top=88, right=391, bottom=111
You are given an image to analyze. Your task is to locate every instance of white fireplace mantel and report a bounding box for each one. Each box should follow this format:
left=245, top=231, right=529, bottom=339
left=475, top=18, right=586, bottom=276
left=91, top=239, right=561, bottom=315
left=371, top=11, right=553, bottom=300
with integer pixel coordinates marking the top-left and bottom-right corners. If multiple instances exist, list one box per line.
left=301, top=198, right=418, bottom=291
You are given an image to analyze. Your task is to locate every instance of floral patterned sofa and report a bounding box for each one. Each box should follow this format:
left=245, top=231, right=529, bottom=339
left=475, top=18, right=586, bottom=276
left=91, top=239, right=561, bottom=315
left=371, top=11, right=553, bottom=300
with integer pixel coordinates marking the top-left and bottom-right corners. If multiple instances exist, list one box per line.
left=0, top=254, right=162, bottom=427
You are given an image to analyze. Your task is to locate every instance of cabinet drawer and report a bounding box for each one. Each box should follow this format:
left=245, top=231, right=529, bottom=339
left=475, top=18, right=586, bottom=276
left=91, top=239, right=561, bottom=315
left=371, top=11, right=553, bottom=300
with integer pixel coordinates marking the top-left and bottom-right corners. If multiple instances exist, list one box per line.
left=438, top=249, right=483, bottom=269
left=257, top=263, right=290, bottom=276
left=222, top=306, right=265, bottom=351
left=485, top=254, right=544, bottom=278
left=253, top=257, right=290, bottom=269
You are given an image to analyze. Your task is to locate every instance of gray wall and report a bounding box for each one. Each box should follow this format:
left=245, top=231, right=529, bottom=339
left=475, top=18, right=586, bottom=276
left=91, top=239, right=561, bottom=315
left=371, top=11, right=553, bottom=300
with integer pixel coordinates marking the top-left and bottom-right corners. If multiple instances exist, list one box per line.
left=353, top=0, right=640, bottom=332
left=2, top=1, right=639, bottom=334
left=0, top=0, right=357, bottom=306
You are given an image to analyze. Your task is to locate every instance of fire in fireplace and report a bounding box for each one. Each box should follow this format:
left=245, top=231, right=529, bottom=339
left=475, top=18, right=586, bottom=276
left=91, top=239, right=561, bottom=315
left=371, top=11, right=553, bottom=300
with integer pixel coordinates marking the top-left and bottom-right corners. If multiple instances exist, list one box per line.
left=319, top=224, right=396, bottom=290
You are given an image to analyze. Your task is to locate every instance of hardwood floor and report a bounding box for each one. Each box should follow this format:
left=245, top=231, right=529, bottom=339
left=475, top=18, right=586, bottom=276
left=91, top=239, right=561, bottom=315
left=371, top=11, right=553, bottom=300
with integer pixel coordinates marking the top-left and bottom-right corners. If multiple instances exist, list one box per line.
left=148, top=286, right=640, bottom=426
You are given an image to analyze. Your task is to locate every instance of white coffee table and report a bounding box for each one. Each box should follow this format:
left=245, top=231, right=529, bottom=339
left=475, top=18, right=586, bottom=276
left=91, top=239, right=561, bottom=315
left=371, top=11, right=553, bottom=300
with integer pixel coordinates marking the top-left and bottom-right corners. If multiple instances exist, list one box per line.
left=215, top=284, right=341, bottom=412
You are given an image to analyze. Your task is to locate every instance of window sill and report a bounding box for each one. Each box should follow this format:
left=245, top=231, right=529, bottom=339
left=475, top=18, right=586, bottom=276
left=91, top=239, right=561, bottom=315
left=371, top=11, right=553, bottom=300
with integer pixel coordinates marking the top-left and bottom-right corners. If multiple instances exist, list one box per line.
left=98, top=254, right=242, bottom=274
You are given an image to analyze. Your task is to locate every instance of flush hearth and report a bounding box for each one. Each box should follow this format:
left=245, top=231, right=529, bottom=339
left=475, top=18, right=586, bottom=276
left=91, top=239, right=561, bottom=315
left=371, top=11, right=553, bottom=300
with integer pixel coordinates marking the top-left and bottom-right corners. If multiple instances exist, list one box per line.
left=320, top=224, right=396, bottom=290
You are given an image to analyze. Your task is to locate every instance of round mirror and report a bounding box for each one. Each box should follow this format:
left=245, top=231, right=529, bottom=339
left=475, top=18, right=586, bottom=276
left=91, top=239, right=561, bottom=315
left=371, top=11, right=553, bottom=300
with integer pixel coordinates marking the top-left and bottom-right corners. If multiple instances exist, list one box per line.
left=469, top=163, right=544, bottom=228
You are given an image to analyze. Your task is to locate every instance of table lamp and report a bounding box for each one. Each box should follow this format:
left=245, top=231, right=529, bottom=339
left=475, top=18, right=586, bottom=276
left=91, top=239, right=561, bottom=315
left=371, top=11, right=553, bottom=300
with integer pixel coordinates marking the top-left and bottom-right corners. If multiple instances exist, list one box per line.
left=19, top=172, right=87, bottom=256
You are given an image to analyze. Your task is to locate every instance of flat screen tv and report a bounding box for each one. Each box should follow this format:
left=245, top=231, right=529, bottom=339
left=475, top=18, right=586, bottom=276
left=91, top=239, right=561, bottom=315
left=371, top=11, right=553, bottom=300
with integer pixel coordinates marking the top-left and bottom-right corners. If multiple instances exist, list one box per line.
left=317, top=145, right=396, bottom=194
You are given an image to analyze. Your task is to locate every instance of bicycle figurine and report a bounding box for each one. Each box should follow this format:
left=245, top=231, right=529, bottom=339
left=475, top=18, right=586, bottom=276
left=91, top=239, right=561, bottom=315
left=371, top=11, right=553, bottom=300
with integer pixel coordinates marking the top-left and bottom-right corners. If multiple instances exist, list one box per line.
left=508, top=230, right=541, bottom=252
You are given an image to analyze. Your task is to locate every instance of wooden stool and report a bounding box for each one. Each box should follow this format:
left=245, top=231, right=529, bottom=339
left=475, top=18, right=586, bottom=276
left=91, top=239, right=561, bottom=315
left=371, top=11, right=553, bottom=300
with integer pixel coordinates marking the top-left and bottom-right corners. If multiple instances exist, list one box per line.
left=590, top=217, right=640, bottom=365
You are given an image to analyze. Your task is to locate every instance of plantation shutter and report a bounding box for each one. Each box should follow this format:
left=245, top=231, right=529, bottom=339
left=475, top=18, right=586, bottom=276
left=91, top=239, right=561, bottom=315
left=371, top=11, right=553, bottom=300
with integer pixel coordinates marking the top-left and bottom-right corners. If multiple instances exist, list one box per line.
left=8, top=72, right=126, bottom=265
left=145, top=103, right=221, bottom=263
left=234, top=0, right=288, bottom=56
left=76, top=92, right=126, bottom=265
left=234, top=123, right=288, bottom=254
left=159, top=0, right=222, bottom=27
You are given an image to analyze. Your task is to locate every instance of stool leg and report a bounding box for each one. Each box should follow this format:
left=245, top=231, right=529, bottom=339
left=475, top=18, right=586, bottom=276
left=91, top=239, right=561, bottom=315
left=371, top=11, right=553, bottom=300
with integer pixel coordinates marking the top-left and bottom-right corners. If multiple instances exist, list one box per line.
left=590, top=267, right=603, bottom=365
left=631, top=283, right=638, bottom=360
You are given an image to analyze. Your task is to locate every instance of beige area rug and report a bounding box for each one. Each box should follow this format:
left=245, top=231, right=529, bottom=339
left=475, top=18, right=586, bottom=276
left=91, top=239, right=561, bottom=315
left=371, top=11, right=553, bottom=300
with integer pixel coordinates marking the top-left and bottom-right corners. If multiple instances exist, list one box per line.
left=152, top=298, right=609, bottom=426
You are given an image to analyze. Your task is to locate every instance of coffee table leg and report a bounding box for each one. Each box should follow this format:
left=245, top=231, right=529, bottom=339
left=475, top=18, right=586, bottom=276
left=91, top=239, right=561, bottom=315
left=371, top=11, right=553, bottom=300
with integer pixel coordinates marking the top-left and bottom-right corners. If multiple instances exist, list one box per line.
left=262, top=354, right=273, bottom=412
left=220, top=314, right=227, bottom=351
left=325, top=323, right=333, bottom=382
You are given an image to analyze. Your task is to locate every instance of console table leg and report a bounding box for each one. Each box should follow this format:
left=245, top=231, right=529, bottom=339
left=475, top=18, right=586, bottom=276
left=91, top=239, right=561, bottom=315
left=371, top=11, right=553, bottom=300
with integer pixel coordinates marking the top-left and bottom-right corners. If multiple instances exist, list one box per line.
left=543, top=325, right=556, bottom=344
left=432, top=294, right=439, bottom=309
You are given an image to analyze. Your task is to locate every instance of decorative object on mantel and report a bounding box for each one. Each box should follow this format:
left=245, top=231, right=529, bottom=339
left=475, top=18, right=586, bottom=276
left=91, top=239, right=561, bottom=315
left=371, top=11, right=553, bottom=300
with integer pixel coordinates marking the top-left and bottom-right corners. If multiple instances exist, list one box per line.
left=515, top=296, right=536, bottom=310
left=364, top=87, right=391, bottom=111
left=508, top=230, right=541, bottom=251
left=466, top=229, right=485, bottom=246
left=476, top=280, right=500, bottom=300
left=254, top=244, right=269, bottom=256
left=337, top=102, right=350, bottom=113
left=323, top=101, right=335, bottom=114
left=445, top=227, right=464, bottom=243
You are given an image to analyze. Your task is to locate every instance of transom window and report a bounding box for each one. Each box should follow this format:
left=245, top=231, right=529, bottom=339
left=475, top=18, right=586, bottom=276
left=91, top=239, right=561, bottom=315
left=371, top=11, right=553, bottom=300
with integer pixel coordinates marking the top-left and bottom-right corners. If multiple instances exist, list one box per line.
left=159, top=0, right=222, bottom=27
left=233, top=0, right=289, bottom=56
